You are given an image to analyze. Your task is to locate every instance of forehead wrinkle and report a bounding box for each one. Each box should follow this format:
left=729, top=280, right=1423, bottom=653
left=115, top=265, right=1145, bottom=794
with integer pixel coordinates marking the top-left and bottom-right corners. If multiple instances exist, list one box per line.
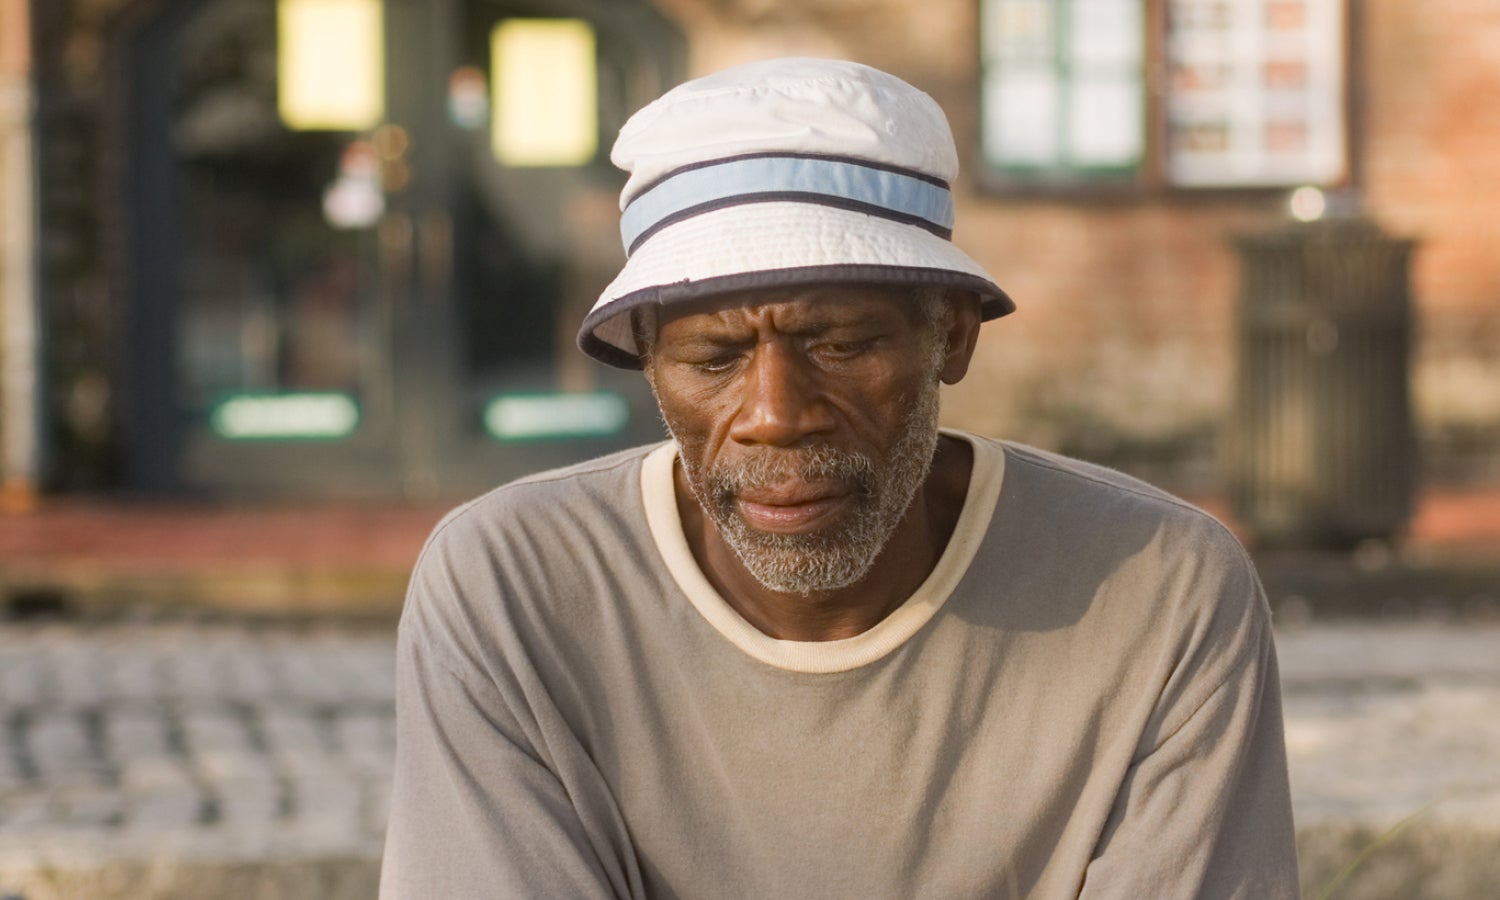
left=665, top=292, right=910, bottom=340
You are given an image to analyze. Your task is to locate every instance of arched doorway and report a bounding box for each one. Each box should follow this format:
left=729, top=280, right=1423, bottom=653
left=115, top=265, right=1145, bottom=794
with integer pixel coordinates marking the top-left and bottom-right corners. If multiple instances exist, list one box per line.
left=116, top=0, right=682, bottom=497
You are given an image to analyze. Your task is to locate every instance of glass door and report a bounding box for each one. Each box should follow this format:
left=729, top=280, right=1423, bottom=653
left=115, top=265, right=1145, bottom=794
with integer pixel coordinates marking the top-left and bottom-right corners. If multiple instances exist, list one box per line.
left=406, top=0, right=682, bottom=492
left=125, top=0, right=681, bottom=498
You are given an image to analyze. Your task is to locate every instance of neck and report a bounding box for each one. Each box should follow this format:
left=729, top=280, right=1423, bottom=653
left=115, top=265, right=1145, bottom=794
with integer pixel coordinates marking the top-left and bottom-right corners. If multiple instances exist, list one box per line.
left=675, top=434, right=973, bottom=642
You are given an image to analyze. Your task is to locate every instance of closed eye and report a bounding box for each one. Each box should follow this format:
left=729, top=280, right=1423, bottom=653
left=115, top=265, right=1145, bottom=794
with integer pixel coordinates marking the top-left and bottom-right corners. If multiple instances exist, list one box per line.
left=688, top=353, right=742, bottom=375
left=812, top=338, right=878, bottom=360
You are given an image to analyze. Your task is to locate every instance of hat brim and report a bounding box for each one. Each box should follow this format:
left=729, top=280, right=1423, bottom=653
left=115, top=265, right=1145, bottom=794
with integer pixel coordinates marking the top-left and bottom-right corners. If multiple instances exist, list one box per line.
left=578, top=201, right=1015, bottom=369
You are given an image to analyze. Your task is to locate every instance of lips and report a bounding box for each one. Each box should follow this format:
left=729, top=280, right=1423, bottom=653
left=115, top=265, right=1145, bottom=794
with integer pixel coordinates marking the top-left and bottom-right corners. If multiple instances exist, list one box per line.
left=733, top=482, right=853, bottom=533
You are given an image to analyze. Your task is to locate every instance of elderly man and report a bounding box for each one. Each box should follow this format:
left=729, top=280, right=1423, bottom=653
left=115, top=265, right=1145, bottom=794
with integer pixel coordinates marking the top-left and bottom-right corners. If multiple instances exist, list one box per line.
left=380, top=58, right=1299, bottom=898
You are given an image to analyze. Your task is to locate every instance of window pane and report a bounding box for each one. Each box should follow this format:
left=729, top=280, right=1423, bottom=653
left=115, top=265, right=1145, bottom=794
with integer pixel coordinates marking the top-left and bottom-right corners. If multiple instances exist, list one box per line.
left=984, top=70, right=1061, bottom=166
left=491, top=19, right=598, bottom=167
left=180, top=0, right=376, bottom=438
left=984, top=0, right=1055, bottom=62
left=276, top=0, right=385, bottom=131
left=1165, top=0, right=1347, bottom=186
left=1070, top=0, right=1142, bottom=69
left=1069, top=78, right=1143, bottom=166
left=980, top=0, right=1144, bottom=181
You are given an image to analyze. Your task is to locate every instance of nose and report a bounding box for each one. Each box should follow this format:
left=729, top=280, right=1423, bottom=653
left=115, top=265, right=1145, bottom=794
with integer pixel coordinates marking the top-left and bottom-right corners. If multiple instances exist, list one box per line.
left=728, top=342, right=835, bottom=447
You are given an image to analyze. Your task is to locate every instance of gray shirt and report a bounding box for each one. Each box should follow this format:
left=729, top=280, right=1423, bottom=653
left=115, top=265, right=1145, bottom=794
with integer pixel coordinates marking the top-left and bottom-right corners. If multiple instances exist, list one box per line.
left=380, top=433, right=1299, bottom=898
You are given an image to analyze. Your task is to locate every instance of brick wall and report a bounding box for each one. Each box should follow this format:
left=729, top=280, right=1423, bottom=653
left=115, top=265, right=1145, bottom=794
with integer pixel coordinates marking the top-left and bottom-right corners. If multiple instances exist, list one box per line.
left=1363, top=0, right=1500, bottom=480
left=657, top=0, right=1500, bottom=487
left=23, top=0, right=1500, bottom=492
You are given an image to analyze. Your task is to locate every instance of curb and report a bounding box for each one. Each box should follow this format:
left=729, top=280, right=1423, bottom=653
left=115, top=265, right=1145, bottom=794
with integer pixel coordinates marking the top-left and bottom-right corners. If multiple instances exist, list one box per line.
left=0, top=854, right=379, bottom=900
left=5, top=824, right=1500, bottom=900
left=1297, top=821, right=1500, bottom=900
left=0, top=568, right=409, bottom=622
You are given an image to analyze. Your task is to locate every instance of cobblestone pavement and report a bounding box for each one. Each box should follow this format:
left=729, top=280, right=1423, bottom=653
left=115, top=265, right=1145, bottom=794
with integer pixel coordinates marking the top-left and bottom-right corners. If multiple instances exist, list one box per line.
left=1277, top=622, right=1500, bottom=829
left=0, top=620, right=395, bottom=879
left=0, top=618, right=1497, bottom=896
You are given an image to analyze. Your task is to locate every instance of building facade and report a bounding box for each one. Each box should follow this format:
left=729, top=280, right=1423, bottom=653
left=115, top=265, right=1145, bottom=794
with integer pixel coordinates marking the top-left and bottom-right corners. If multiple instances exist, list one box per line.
left=3, top=0, right=1498, bottom=500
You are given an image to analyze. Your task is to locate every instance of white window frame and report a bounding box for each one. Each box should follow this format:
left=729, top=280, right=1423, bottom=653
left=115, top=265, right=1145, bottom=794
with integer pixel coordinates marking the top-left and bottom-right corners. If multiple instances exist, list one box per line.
left=978, top=0, right=1350, bottom=191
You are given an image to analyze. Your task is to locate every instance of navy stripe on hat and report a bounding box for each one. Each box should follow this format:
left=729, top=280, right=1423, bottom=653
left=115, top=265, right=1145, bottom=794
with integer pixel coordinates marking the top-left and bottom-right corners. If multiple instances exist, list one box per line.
left=620, top=153, right=955, bottom=256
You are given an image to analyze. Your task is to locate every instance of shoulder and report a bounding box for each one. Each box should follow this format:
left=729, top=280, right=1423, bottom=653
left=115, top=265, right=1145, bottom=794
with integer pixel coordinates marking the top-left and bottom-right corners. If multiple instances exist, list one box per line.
left=399, top=443, right=667, bottom=668
left=971, top=438, right=1262, bottom=628
left=991, top=439, right=1245, bottom=555
left=405, top=443, right=663, bottom=619
left=419, top=442, right=662, bottom=559
left=956, top=440, right=1273, bottom=743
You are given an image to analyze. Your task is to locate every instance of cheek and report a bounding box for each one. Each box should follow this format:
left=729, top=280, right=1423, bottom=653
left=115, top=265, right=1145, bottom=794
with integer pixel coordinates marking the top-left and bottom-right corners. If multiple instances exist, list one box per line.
left=651, top=369, right=735, bottom=440
left=654, top=388, right=721, bottom=470
left=828, top=379, right=918, bottom=437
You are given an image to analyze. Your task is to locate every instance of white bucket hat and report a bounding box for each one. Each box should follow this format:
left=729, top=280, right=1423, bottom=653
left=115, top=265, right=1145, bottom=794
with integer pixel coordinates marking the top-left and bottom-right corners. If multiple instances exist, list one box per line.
left=577, top=57, right=1015, bottom=369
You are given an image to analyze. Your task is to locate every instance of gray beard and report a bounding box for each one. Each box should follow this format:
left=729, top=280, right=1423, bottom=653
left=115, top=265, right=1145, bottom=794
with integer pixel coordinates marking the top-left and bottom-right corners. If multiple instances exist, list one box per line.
left=669, top=379, right=942, bottom=596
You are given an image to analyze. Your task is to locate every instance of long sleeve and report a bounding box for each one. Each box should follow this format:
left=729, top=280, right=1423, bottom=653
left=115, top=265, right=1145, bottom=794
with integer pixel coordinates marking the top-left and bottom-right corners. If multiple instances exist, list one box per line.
left=1078, top=544, right=1301, bottom=900
left=378, top=524, right=645, bottom=900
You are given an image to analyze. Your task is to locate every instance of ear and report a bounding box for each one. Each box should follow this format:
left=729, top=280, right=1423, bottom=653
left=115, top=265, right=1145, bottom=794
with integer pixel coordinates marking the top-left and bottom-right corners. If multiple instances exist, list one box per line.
left=939, top=292, right=983, bottom=385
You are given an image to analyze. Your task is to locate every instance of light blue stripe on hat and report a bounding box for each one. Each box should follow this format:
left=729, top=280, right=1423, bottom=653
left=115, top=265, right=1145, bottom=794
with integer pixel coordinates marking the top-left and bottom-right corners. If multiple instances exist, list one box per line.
left=620, top=155, right=955, bottom=255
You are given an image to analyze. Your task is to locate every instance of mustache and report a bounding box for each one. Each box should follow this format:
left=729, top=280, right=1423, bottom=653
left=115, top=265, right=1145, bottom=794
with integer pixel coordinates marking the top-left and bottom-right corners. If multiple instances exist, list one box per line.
left=706, top=445, right=876, bottom=501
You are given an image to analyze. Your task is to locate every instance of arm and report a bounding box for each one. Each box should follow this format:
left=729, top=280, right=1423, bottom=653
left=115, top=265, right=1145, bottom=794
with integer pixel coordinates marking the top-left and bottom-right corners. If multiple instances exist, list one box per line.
left=1079, top=543, right=1300, bottom=900
left=379, top=526, right=643, bottom=899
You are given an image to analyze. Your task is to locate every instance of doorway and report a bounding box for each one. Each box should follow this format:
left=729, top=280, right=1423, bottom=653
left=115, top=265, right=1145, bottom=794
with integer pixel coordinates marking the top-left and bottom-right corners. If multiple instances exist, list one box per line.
left=120, top=0, right=682, bottom=498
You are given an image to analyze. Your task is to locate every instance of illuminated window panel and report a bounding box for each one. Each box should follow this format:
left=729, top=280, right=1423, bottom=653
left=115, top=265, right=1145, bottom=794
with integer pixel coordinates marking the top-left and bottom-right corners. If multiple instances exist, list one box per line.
left=490, top=19, right=598, bottom=167
left=979, top=0, right=1348, bottom=190
left=484, top=392, right=629, bottom=441
left=277, top=0, right=385, bottom=131
left=981, top=0, right=1145, bottom=180
left=211, top=393, right=361, bottom=440
left=1164, top=0, right=1347, bottom=186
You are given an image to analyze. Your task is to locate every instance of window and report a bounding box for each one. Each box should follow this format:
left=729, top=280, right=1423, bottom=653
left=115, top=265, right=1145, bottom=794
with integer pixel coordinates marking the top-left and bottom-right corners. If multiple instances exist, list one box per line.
left=981, top=0, right=1147, bottom=182
left=979, top=0, right=1349, bottom=190
left=276, top=0, right=385, bottom=131
left=490, top=19, right=599, bottom=167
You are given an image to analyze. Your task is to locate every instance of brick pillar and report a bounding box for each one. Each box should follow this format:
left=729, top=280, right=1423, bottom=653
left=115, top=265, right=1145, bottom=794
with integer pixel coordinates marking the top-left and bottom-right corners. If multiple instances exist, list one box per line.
left=0, top=0, right=40, bottom=510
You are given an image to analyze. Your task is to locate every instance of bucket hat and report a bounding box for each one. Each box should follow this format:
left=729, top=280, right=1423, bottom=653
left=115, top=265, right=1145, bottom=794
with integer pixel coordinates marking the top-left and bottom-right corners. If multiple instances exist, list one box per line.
left=577, top=57, right=1015, bottom=369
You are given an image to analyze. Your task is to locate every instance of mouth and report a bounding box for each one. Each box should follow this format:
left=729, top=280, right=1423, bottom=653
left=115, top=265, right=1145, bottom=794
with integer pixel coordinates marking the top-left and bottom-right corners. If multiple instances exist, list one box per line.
left=732, top=482, right=854, bottom=534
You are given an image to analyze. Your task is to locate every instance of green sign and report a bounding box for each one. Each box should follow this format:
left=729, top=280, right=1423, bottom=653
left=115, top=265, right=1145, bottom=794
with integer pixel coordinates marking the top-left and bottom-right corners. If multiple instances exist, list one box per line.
left=211, top=392, right=360, bottom=440
left=484, top=392, right=629, bottom=441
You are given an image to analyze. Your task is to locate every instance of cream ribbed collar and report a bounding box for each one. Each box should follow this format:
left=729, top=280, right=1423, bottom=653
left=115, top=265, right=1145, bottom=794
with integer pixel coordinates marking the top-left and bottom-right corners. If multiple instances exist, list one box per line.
left=641, top=430, right=1005, bottom=674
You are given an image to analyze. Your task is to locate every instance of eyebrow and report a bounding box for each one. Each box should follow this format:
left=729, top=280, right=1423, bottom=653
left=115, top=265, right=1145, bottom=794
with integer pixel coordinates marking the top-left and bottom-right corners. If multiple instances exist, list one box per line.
left=661, top=332, right=751, bottom=353
left=670, top=318, right=873, bottom=346
left=661, top=300, right=898, bottom=345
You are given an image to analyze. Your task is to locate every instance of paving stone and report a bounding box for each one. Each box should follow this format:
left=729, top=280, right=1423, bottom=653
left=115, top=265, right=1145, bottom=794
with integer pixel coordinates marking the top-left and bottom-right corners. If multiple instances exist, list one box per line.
left=49, top=646, right=106, bottom=708
left=363, top=777, right=392, bottom=834
left=220, top=643, right=279, bottom=701
left=261, top=708, right=326, bottom=761
left=0, top=713, right=28, bottom=789
left=288, top=770, right=363, bottom=833
left=4, top=618, right=1487, bottom=898
left=274, top=646, right=349, bottom=705
left=167, top=645, right=232, bottom=704
left=102, top=649, right=164, bottom=703
left=0, top=646, right=48, bottom=707
left=121, top=792, right=204, bottom=834
left=181, top=709, right=273, bottom=784
left=0, top=787, right=55, bottom=830
left=50, top=783, right=124, bottom=829
left=0, top=756, right=26, bottom=792
left=104, top=709, right=172, bottom=759
left=25, top=711, right=105, bottom=783
left=334, top=710, right=394, bottom=778
left=211, top=773, right=283, bottom=826
left=342, top=643, right=397, bottom=703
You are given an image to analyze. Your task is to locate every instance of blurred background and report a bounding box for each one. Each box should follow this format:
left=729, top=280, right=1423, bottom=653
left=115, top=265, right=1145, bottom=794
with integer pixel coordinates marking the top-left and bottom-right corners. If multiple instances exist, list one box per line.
left=0, top=0, right=1496, bottom=897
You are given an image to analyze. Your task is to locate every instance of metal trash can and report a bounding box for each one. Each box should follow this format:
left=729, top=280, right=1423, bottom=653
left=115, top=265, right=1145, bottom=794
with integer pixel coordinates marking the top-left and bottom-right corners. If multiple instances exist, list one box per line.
left=1227, top=217, right=1418, bottom=549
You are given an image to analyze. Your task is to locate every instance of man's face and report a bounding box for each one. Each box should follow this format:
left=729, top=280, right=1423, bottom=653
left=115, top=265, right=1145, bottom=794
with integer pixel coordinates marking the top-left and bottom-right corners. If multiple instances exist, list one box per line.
left=644, top=284, right=951, bottom=594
